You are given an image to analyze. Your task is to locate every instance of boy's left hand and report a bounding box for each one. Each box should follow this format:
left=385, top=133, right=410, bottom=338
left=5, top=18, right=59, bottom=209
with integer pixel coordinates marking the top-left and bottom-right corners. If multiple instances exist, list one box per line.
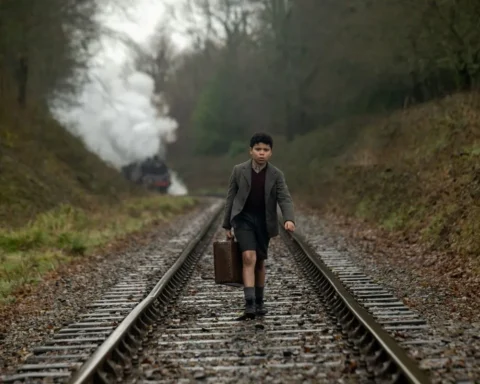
left=284, top=221, right=295, bottom=232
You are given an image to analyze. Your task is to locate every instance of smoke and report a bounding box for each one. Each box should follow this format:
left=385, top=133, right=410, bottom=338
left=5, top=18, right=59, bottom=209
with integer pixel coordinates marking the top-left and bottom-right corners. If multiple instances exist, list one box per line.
left=50, top=1, right=188, bottom=195
left=55, top=62, right=177, bottom=166
left=168, top=171, right=188, bottom=196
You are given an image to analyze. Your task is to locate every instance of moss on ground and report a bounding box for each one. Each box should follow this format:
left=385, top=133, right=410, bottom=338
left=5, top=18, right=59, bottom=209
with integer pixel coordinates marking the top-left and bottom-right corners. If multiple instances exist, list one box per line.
left=0, top=99, right=199, bottom=302
left=0, top=101, right=145, bottom=228
left=0, top=196, right=197, bottom=302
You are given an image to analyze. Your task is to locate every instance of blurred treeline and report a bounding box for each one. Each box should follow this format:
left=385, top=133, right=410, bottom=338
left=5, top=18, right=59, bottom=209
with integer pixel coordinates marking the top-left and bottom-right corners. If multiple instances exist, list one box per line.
left=157, top=0, right=480, bottom=156
left=0, top=0, right=105, bottom=109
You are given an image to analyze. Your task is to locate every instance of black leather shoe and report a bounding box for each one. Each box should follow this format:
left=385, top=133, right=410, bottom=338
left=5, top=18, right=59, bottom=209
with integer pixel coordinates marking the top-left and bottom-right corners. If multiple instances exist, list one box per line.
left=256, top=299, right=267, bottom=316
left=237, top=299, right=256, bottom=320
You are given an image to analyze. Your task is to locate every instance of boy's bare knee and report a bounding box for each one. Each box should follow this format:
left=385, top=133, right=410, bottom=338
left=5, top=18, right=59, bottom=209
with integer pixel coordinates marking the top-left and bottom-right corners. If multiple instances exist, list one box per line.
left=242, top=251, right=256, bottom=266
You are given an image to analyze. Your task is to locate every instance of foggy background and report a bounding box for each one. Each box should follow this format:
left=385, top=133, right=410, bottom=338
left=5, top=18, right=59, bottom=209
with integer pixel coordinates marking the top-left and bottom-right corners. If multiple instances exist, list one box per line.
left=2, top=0, right=480, bottom=195
left=50, top=0, right=191, bottom=195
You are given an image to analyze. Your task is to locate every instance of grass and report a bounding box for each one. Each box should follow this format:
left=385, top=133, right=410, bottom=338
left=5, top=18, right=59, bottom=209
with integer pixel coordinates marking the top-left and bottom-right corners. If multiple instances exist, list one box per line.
left=191, top=187, right=228, bottom=197
left=0, top=93, right=202, bottom=304
left=0, top=98, right=146, bottom=228
left=0, top=195, right=197, bottom=302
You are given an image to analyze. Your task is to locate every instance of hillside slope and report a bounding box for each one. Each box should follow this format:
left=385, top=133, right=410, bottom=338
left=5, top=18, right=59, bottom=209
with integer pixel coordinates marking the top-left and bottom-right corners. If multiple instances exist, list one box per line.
left=171, top=92, right=480, bottom=259
left=0, top=103, right=143, bottom=228
left=282, top=92, right=480, bottom=258
left=0, top=101, right=199, bottom=302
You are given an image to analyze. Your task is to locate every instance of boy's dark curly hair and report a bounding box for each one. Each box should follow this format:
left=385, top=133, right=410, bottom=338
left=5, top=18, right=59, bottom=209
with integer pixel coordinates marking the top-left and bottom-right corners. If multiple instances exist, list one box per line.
left=250, top=132, right=273, bottom=149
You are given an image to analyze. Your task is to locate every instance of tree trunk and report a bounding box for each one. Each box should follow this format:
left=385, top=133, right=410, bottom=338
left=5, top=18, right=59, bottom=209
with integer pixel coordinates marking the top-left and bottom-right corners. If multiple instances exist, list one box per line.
left=16, top=54, right=28, bottom=108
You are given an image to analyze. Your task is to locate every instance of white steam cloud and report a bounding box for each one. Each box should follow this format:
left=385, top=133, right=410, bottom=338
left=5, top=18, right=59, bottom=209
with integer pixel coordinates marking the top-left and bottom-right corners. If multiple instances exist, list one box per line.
left=57, top=62, right=177, bottom=166
left=51, top=1, right=187, bottom=195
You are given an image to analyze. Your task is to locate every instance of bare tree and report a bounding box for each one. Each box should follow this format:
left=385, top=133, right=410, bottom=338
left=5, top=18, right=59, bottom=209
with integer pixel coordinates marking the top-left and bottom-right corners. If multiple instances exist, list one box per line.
left=135, top=28, right=175, bottom=94
left=160, top=0, right=480, bottom=157
left=0, top=0, right=101, bottom=108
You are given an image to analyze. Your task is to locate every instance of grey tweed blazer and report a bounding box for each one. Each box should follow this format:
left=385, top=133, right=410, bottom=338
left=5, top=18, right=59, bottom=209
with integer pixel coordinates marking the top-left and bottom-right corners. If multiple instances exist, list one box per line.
left=222, top=160, right=295, bottom=238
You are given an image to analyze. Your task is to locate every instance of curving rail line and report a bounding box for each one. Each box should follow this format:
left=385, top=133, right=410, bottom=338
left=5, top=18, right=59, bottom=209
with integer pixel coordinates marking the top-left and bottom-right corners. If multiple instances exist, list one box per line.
left=1, top=205, right=430, bottom=384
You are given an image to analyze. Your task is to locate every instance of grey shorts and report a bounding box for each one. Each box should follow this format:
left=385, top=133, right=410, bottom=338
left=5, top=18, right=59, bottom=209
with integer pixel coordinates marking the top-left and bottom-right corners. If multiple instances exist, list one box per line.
left=233, top=212, right=270, bottom=261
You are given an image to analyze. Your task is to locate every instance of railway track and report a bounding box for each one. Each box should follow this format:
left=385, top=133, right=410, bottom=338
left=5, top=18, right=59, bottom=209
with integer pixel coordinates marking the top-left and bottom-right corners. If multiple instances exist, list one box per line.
left=300, top=234, right=478, bottom=383
left=1, top=204, right=433, bottom=383
left=127, top=234, right=353, bottom=383
left=0, top=201, right=223, bottom=383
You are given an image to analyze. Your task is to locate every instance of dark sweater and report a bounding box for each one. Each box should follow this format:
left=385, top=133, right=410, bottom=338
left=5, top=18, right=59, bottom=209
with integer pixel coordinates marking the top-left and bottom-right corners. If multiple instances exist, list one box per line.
left=243, top=166, right=267, bottom=217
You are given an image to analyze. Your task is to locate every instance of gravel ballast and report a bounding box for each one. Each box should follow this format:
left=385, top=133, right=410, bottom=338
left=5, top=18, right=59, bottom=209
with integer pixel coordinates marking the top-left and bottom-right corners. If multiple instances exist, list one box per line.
left=128, top=229, right=361, bottom=384
left=296, top=208, right=480, bottom=383
left=0, top=198, right=221, bottom=375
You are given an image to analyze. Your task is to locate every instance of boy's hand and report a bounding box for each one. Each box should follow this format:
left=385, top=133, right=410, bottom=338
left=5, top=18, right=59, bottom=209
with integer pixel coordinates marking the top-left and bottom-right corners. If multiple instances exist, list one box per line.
left=225, top=229, right=234, bottom=239
left=284, top=221, right=295, bottom=232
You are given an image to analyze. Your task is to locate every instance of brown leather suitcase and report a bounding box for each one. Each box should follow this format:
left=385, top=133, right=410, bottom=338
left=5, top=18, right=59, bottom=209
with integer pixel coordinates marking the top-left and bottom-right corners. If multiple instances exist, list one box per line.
left=213, top=240, right=243, bottom=286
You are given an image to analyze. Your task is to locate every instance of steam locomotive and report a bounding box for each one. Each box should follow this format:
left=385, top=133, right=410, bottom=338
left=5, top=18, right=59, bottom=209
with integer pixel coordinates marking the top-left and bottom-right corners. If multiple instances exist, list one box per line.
left=121, top=156, right=171, bottom=193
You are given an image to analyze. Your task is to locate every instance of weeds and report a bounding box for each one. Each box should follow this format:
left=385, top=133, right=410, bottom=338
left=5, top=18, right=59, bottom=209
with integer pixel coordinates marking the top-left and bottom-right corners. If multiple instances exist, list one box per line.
left=0, top=196, right=196, bottom=302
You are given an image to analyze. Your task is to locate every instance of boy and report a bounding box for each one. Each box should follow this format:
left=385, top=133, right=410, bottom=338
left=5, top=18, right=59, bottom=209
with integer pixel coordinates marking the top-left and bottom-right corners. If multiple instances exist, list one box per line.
left=222, top=132, right=295, bottom=319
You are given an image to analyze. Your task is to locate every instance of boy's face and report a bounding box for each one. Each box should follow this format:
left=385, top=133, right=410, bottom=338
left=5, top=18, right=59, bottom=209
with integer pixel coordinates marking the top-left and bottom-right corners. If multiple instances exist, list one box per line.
left=250, top=142, right=272, bottom=165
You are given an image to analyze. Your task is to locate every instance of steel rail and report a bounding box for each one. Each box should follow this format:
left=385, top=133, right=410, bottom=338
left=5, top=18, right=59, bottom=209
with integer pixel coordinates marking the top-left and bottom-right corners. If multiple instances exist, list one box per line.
left=68, top=203, right=223, bottom=384
left=69, top=204, right=429, bottom=384
left=282, top=227, right=431, bottom=384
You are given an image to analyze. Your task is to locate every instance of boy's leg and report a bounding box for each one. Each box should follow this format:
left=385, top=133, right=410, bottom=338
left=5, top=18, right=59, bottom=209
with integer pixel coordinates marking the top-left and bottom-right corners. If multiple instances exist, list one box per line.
left=255, top=260, right=266, bottom=286
left=234, top=216, right=258, bottom=318
left=254, top=219, right=269, bottom=315
left=255, top=259, right=267, bottom=315
left=242, top=250, right=257, bottom=317
left=243, top=250, right=257, bottom=287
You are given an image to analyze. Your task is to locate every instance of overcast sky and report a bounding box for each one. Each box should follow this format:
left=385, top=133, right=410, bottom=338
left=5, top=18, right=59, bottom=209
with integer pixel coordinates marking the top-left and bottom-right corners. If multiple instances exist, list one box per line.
left=104, top=0, right=191, bottom=49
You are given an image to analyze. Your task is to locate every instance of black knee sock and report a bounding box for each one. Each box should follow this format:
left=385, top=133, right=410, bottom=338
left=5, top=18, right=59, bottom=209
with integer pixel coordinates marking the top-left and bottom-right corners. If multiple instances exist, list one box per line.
left=244, top=287, right=255, bottom=302
left=255, top=286, right=264, bottom=302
